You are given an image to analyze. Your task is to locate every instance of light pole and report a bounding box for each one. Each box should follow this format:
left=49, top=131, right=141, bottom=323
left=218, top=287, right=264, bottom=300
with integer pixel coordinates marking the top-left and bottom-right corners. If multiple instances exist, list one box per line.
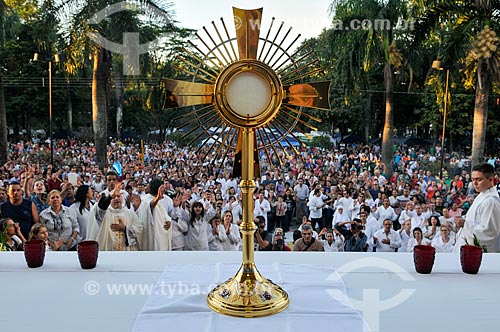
left=34, top=53, right=59, bottom=167
left=432, top=60, right=450, bottom=180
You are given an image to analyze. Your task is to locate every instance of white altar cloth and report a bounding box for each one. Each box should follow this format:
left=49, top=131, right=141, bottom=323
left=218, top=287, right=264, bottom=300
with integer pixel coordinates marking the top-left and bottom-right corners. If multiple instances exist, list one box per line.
left=2, top=251, right=500, bottom=332
left=133, top=263, right=368, bottom=332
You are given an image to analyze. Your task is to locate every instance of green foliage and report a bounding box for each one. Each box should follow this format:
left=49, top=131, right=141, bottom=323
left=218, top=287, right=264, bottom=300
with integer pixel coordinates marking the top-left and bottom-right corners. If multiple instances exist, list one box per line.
left=464, top=234, right=488, bottom=252
left=1, top=0, right=500, bottom=151
left=168, top=131, right=197, bottom=148
left=311, top=135, right=333, bottom=149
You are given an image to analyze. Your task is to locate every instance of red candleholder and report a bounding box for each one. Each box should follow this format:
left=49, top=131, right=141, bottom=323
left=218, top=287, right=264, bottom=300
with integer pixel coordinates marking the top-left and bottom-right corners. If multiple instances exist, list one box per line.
left=460, top=245, right=483, bottom=274
left=78, top=240, right=99, bottom=269
left=24, top=239, right=46, bottom=268
left=413, top=245, right=435, bottom=274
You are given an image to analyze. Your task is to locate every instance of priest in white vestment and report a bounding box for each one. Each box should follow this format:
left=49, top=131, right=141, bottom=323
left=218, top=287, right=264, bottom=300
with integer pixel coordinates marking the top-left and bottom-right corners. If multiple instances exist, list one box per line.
left=87, top=184, right=142, bottom=251
left=137, top=179, right=172, bottom=251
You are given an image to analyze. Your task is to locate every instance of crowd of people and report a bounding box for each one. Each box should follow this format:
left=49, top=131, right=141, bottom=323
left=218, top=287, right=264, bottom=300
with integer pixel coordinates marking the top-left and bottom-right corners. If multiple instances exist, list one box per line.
left=1, top=137, right=499, bottom=253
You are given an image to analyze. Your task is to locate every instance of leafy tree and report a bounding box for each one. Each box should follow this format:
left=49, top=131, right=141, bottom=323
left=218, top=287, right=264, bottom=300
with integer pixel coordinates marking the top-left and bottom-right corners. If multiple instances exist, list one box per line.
left=327, top=0, right=412, bottom=177
left=54, top=0, right=174, bottom=168
left=412, top=0, right=500, bottom=167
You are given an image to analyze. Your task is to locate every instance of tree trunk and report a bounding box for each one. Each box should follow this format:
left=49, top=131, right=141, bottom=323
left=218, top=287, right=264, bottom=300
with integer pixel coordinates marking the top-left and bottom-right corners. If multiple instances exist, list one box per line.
left=114, top=72, right=123, bottom=138
left=364, top=92, right=372, bottom=143
left=381, top=63, right=394, bottom=178
left=0, top=2, right=8, bottom=165
left=471, top=68, right=490, bottom=168
left=0, top=73, right=8, bottom=165
left=66, top=80, right=73, bottom=137
left=92, top=47, right=111, bottom=169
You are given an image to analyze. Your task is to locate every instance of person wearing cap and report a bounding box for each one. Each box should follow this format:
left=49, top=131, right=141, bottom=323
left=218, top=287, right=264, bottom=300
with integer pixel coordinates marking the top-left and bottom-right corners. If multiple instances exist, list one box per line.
left=254, top=216, right=272, bottom=251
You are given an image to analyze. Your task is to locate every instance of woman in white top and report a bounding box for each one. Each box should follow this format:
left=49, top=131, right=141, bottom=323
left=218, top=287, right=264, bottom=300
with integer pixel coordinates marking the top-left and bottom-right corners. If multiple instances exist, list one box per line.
left=221, top=210, right=241, bottom=251
left=169, top=196, right=189, bottom=251
left=407, top=227, right=431, bottom=252
left=432, top=225, right=455, bottom=253
left=207, top=215, right=227, bottom=251
left=183, top=201, right=215, bottom=251
left=70, top=185, right=94, bottom=241
left=222, top=195, right=242, bottom=225
left=424, top=215, right=441, bottom=241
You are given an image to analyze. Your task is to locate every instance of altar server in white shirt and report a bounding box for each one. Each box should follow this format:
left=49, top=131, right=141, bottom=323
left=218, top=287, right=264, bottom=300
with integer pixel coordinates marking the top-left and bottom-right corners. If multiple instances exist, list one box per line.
left=454, top=163, right=500, bottom=253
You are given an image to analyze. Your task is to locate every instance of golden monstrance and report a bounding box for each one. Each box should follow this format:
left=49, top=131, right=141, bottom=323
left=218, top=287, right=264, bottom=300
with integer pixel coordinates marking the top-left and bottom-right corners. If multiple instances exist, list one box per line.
left=163, top=7, right=331, bottom=317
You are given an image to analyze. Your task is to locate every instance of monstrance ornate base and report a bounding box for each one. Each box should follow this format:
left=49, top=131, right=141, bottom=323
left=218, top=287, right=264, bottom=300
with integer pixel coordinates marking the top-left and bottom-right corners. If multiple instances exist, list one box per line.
left=207, top=262, right=289, bottom=318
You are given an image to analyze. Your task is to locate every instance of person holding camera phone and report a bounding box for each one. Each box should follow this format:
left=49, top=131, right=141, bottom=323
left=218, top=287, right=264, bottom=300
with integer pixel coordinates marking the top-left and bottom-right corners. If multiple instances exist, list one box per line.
left=334, top=218, right=368, bottom=252
left=271, top=227, right=291, bottom=251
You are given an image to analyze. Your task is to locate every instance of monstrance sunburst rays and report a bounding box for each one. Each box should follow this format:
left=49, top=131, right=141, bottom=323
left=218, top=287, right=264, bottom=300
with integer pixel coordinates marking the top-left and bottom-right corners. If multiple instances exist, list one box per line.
left=162, top=7, right=331, bottom=318
left=163, top=7, right=330, bottom=177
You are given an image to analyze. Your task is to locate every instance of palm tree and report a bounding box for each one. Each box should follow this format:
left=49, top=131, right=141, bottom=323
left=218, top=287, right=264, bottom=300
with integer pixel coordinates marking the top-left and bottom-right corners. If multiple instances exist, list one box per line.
left=471, top=25, right=500, bottom=166
left=0, top=0, right=40, bottom=164
left=54, top=0, right=173, bottom=168
left=412, top=0, right=500, bottom=168
left=328, top=0, right=411, bottom=177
